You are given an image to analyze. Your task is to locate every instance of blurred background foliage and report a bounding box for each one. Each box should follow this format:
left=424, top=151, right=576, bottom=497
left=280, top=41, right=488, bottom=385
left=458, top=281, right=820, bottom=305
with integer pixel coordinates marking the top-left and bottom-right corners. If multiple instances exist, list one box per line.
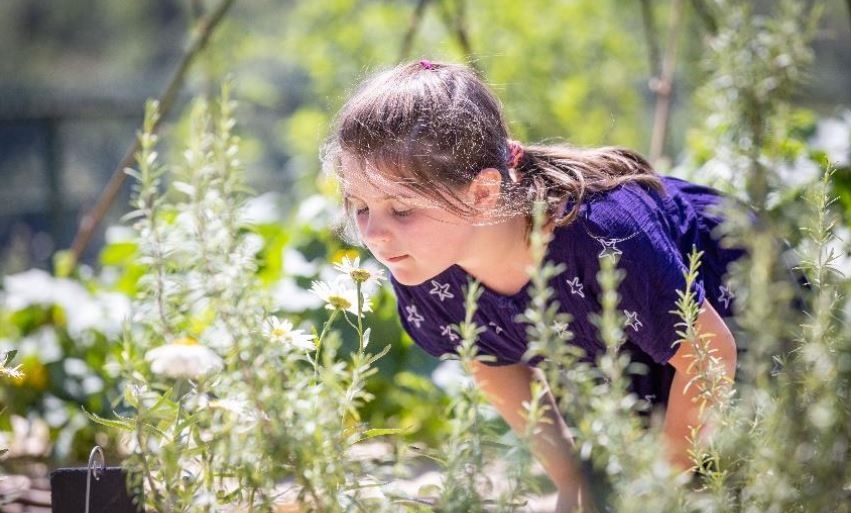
left=2, top=0, right=849, bottom=270
left=0, top=0, right=849, bottom=469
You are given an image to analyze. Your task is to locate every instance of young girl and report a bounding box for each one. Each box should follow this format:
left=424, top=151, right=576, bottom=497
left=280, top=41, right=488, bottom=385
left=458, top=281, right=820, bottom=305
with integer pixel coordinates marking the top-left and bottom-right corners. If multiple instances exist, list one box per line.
left=323, top=60, right=740, bottom=511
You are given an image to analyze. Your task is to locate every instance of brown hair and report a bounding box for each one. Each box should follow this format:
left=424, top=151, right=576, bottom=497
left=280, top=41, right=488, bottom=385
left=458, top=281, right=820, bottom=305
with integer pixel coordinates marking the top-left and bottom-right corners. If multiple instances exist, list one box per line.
left=323, top=60, right=661, bottom=227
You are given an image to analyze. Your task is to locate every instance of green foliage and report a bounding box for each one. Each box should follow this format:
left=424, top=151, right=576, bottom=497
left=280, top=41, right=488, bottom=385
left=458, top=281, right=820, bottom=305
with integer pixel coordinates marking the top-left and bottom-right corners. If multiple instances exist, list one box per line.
left=104, top=93, right=417, bottom=512
left=0, top=267, right=129, bottom=460
left=1, top=1, right=849, bottom=511
left=210, top=0, right=674, bottom=206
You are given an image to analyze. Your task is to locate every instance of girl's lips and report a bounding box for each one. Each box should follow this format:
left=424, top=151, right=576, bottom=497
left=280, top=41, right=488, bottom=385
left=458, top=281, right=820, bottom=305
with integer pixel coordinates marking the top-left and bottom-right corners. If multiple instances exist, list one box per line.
left=385, top=255, right=408, bottom=263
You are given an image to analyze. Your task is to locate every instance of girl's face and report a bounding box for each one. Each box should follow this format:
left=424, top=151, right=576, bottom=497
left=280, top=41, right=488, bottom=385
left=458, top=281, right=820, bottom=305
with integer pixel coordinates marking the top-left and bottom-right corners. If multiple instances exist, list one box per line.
left=341, top=169, right=477, bottom=286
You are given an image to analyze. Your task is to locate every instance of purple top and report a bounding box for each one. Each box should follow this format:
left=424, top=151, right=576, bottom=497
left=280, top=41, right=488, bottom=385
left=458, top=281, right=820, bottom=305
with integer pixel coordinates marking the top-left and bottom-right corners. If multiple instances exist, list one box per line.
left=391, top=176, right=743, bottom=407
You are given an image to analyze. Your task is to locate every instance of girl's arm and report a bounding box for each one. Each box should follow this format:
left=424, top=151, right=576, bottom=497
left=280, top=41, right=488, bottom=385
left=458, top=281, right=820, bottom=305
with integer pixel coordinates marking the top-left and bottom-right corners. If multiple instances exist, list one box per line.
left=470, top=361, right=593, bottom=512
left=663, top=301, right=737, bottom=470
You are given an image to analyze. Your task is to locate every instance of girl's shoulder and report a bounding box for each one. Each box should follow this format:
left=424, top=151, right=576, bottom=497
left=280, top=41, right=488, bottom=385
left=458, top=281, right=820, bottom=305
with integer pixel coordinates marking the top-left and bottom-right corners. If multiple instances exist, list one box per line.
left=546, top=176, right=715, bottom=275
left=571, top=179, right=672, bottom=240
left=567, top=175, right=726, bottom=241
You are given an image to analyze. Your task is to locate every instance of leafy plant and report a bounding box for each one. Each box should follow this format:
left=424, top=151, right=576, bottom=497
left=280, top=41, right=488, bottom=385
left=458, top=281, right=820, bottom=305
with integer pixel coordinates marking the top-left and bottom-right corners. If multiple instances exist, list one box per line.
left=90, top=92, right=409, bottom=513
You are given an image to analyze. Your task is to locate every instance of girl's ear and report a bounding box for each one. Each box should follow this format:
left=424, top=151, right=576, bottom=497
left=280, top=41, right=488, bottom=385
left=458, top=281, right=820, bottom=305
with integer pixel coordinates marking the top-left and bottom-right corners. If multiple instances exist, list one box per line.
left=468, top=168, right=503, bottom=214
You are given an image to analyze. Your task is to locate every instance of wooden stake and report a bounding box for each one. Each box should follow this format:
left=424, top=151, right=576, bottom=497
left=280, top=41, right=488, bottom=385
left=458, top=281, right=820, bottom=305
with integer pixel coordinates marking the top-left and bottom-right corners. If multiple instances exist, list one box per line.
left=649, top=0, right=685, bottom=166
left=68, top=0, right=237, bottom=268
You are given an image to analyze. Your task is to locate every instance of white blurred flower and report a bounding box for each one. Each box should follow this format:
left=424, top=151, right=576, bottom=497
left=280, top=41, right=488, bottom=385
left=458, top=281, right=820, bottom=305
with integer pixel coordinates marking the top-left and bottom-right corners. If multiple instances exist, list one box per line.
left=63, top=358, right=88, bottom=376
left=1, top=268, right=130, bottom=338
left=95, top=292, right=131, bottom=338
left=262, top=317, right=315, bottom=351
left=310, top=277, right=372, bottom=316
left=43, top=394, right=69, bottom=427
left=105, top=225, right=136, bottom=244
left=2, top=268, right=56, bottom=309
left=273, top=277, right=324, bottom=312
left=431, top=360, right=470, bottom=397
left=240, top=191, right=282, bottom=225
left=284, top=248, right=318, bottom=277
left=145, top=337, right=223, bottom=380
left=241, top=233, right=266, bottom=258
left=19, top=327, right=62, bottom=363
left=775, top=154, right=821, bottom=188
left=199, top=322, right=235, bottom=352
left=333, top=256, right=384, bottom=288
left=7, top=415, right=50, bottom=458
left=810, top=110, right=851, bottom=167
left=81, top=375, right=104, bottom=395
left=296, top=194, right=333, bottom=227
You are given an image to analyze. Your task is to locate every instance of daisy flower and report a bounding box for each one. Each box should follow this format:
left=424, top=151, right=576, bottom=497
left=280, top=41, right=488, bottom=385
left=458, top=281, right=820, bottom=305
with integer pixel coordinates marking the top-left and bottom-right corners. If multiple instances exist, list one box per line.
left=310, top=277, right=372, bottom=316
left=333, top=256, right=385, bottom=287
left=262, top=317, right=315, bottom=351
left=145, top=337, right=224, bottom=380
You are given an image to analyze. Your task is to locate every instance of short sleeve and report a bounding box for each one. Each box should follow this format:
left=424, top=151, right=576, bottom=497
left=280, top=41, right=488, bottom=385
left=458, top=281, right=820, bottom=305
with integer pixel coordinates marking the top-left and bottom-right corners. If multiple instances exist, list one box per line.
left=577, top=187, right=706, bottom=364
left=391, top=277, right=464, bottom=360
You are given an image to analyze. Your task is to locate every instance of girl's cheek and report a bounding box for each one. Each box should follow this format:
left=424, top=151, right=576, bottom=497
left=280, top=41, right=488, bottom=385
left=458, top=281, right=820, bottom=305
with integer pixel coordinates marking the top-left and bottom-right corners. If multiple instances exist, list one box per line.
left=353, top=217, right=368, bottom=240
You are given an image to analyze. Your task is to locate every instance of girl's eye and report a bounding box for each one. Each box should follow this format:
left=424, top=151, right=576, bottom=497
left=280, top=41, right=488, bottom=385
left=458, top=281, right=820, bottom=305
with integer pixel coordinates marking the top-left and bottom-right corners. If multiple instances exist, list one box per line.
left=392, top=208, right=412, bottom=218
left=346, top=198, right=368, bottom=217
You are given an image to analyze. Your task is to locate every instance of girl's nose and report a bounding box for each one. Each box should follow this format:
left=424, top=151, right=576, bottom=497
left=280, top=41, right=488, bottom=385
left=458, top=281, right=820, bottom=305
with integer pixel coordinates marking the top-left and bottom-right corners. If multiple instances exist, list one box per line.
left=361, top=215, right=391, bottom=246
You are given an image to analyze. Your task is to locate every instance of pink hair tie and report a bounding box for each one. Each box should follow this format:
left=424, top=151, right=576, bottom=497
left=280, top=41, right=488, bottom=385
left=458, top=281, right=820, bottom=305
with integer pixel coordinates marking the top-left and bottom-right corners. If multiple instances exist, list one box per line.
left=419, top=59, right=436, bottom=70
left=507, top=140, right=524, bottom=169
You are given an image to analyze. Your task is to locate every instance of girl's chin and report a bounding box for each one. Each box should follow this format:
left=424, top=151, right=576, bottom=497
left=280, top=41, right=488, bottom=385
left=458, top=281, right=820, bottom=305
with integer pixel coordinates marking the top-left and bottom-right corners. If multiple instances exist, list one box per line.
left=388, top=271, right=429, bottom=287
left=388, top=265, right=451, bottom=287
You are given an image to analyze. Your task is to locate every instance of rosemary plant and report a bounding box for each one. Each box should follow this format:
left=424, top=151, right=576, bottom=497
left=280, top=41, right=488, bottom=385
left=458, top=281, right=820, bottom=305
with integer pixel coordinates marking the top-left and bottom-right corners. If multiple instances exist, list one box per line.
left=95, top=91, right=397, bottom=513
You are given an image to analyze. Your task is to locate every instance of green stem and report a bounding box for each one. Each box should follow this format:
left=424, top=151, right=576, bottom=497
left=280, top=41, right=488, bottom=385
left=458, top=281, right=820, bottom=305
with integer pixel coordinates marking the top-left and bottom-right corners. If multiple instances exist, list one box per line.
left=315, top=309, right=340, bottom=383
left=356, top=282, right=364, bottom=351
left=133, top=385, right=167, bottom=511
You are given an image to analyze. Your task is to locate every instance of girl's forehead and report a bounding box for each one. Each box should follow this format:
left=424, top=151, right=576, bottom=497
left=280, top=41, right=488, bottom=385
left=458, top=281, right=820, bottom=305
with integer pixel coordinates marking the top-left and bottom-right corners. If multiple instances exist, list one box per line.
left=340, top=162, right=431, bottom=203
left=338, top=153, right=454, bottom=209
left=341, top=169, right=406, bottom=196
left=342, top=176, right=442, bottom=211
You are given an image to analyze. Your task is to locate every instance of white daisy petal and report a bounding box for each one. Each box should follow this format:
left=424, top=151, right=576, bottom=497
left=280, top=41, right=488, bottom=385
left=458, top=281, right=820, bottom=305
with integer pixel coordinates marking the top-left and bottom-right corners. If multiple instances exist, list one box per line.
left=333, top=256, right=385, bottom=288
left=262, top=317, right=316, bottom=351
left=310, top=277, right=372, bottom=316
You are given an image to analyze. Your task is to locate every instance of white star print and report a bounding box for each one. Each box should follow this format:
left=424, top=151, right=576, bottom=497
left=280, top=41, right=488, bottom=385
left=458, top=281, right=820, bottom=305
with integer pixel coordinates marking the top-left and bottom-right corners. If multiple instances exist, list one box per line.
left=565, top=277, right=585, bottom=298
left=429, top=280, right=454, bottom=302
left=587, top=231, right=637, bottom=261
left=406, top=305, right=425, bottom=329
left=488, top=322, right=504, bottom=335
left=440, top=324, right=459, bottom=342
left=718, top=284, right=735, bottom=309
left=623, top=310, right=643, bottom=332
left=596, top=238, right=624, bottom=260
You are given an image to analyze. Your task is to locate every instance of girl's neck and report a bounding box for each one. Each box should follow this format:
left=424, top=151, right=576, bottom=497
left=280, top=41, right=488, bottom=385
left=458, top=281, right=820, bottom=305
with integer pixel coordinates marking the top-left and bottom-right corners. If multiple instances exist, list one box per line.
left=458, top=216, right=541, bottom=296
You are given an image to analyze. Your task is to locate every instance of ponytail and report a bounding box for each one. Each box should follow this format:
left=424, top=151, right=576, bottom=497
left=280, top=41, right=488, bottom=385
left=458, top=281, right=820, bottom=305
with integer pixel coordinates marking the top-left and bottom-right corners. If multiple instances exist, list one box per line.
left=511, top=145, right=662, bottom=227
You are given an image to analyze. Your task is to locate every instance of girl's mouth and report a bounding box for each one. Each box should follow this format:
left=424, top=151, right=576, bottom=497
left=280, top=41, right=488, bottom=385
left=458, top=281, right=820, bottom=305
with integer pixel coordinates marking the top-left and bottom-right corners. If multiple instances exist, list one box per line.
left=386, top=255, right=408, bottom=263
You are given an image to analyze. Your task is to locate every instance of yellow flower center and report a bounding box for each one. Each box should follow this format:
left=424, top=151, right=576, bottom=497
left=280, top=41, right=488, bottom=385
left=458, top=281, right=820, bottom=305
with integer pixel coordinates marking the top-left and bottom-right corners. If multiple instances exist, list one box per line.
left=174, top=337, right=199, bottom=346
left=328, top=294, right=353, bottom=310
left=350, top=268, right=372, bottom=283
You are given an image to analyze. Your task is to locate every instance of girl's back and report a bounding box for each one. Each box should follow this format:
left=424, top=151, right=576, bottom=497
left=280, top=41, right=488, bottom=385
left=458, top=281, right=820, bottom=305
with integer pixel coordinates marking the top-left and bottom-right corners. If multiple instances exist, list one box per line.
left=391, top=176, right=743, bottom=407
